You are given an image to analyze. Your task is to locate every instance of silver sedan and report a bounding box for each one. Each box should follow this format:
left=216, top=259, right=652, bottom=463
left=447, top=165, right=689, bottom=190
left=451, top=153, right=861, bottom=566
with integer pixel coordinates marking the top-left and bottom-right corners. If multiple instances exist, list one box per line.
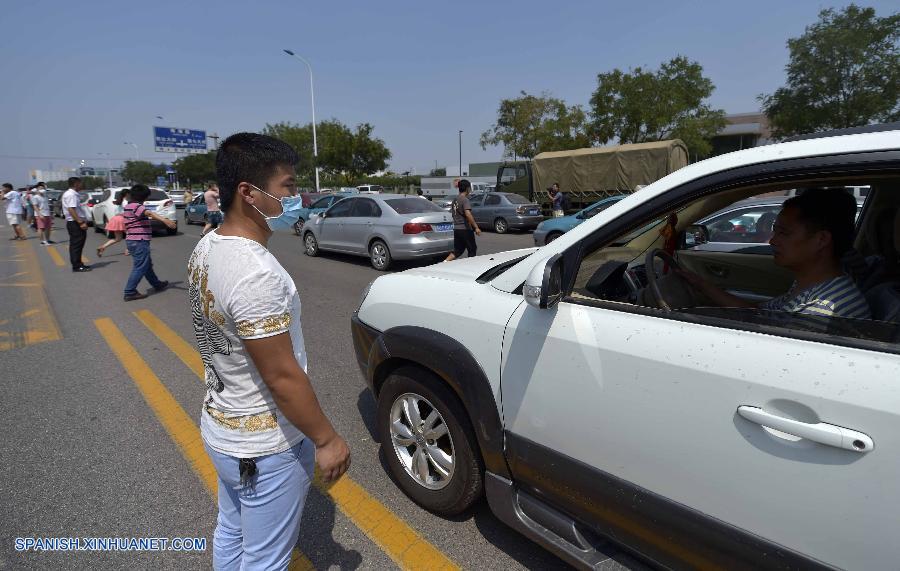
left=301, top=194, right=454, bottom=270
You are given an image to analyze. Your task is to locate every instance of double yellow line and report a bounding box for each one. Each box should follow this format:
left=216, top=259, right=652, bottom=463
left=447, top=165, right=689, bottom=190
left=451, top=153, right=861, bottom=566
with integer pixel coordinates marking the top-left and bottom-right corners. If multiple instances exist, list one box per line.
left=96, top=310, right=458, bottom=570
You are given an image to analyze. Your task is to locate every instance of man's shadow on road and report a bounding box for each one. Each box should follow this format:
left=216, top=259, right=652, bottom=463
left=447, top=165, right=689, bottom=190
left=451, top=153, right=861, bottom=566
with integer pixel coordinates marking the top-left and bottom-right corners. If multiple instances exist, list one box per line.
left=296, top=485, right=363, bottom=569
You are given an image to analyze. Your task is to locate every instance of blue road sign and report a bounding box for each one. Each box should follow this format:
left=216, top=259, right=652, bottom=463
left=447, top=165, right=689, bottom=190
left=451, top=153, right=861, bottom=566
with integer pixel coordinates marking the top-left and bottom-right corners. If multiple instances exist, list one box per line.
left=153, top=126, right=207, bottom=154
left=156, top=176, right=167, bottom=188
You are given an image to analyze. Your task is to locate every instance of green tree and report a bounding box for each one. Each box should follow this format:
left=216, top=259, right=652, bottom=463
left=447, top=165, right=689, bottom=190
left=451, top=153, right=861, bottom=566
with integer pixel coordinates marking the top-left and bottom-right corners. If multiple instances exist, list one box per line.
left=121, top=160, right=165, bottom=184
left=429, top=167, right=446, bottom=176
left=761, top=5, right=900, bottom=139
left=480, top=91, right=590, bottom=159
left=263, top=119, right=392, bottom=183
left=172, top=151, right=217, bottom=185
left=589, top=56, right=726, bottom=157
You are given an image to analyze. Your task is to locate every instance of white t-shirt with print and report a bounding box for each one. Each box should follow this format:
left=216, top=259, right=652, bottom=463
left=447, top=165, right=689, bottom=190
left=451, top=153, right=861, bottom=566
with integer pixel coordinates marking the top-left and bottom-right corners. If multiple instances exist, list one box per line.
left=61, top=189, right=87, bottom=221
left=188, top=231, right=306, bottom=458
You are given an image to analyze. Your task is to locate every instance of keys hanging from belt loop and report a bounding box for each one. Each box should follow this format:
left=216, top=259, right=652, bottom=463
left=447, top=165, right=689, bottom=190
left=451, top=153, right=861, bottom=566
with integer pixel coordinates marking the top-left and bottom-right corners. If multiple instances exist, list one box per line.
left=239, top=457, right=257, bottom=489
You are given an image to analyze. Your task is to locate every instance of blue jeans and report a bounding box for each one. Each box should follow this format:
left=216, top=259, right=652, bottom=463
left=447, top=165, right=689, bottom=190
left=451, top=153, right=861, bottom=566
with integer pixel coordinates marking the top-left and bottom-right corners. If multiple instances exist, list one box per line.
left=204, top=439, right=314, bottom=571
left=124, top=240, right=163, bottom=295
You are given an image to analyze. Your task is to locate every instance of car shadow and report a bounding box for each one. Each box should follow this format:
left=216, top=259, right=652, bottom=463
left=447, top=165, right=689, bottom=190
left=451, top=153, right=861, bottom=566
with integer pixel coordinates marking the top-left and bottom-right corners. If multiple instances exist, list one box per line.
left=305, top=250, right=442, bottom=274
left=356, top=389, right=379, bottom=442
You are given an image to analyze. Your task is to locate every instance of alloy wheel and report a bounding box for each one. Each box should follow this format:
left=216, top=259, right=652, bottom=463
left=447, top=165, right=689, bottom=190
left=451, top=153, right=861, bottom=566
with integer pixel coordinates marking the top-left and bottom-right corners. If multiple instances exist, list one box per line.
left=389, top=393, right=455, bottom=490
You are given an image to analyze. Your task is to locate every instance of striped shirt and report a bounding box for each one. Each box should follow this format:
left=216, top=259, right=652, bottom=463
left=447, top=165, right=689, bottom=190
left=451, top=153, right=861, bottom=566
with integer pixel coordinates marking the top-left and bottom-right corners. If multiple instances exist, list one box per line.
left=761, top=275, right=871, bottom=320
left=124, top=203, right=152, bottom=240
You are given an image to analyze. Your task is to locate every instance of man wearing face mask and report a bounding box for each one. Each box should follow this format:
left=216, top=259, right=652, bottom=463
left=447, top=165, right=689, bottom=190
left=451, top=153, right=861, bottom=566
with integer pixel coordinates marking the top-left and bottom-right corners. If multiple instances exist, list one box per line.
left=188, top=132, right=350, bottom=570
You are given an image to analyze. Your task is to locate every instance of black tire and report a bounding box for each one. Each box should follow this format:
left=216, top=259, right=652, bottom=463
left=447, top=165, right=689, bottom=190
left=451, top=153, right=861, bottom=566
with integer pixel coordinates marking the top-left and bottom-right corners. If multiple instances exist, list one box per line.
left=377, top=366, right=483, bottom=515
left=293, top=218, right=305, bottom=236
left=545, top=231, right=562, bottom=244
left=303, top=232, right=319, bottom=256
left=369, top=239, right=392, bottom=271
left=184, top=212, right=191, bottom=225
left=494, top=217, right=508, bottom=234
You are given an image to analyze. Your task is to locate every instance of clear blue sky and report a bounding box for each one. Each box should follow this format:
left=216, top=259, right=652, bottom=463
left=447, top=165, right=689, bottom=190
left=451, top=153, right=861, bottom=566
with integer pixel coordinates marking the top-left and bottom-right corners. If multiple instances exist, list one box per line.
left=1, top=0, right=895, bottom=184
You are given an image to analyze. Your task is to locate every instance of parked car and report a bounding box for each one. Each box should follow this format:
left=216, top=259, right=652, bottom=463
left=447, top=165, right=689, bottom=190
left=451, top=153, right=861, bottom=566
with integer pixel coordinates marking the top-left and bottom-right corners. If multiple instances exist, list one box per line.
left=52, top=191, right=89, bottom=218
left=92, top=186, right=177, bottom=235
left=468, top=192, right=543, bottom=234
left=184, top=194, right=209, bottom=225
left=303, top=194, right=453, bottom=270
left=433, top=198, right=453, bottom=211
left=167, top=189, right=188, bottom=208
left=533, top=195, right=626, bottom=246
left=352, top=124, right=900, bottom=570
left=45, top=190, right=63, bottom=217
left=357, top=184, right=384, bottom=194
left=293, top=193, right=347, bottom=235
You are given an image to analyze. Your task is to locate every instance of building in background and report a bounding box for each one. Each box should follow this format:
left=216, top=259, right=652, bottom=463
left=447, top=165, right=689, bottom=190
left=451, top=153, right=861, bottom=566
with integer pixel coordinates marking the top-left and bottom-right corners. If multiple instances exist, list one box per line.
left=29, top=168, right=76, bottom=185
left=709, top=113, right=772, bottom=157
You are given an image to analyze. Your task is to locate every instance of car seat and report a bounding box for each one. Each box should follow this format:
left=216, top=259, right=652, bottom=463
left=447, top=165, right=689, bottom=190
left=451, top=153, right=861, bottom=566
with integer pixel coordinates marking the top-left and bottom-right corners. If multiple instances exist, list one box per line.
left=862, top=208, right=900, bottom=322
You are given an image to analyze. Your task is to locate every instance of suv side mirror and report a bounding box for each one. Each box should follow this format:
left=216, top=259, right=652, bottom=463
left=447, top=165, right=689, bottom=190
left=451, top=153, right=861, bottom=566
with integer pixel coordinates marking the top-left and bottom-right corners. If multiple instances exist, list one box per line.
left=524, top=254, right=564, bottom=309
left=682, top=224, right=710, bottom=248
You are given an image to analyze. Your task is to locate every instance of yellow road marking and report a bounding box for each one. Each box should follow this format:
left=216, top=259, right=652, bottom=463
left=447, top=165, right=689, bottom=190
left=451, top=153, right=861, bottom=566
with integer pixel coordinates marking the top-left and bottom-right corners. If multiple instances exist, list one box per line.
left=133, top=310, right=203, bottom=378
left=46, top=245, right=65, bottom=267
left=135, top=309, right=459, bottom=570
left=0, top=241, right=62, bottom=351
left=94, top=318, right=316, bottom=570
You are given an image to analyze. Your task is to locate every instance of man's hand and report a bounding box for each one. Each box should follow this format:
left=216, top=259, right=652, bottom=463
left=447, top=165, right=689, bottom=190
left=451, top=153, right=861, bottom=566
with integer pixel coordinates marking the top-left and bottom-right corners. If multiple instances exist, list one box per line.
left=79, top=221, right=87, bottom=230
left=474, top=228, right=482, bottom=236
left=315, top=433, right=351, bottom=483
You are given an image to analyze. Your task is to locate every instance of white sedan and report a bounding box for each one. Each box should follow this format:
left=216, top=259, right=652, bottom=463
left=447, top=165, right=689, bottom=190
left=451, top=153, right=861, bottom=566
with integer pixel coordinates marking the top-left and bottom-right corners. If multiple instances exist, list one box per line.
left=92, top=186, right=178, bottom=236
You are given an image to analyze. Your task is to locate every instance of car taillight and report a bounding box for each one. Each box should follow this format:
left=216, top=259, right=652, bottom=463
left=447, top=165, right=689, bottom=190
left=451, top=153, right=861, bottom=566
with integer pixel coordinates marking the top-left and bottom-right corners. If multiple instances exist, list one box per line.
left=516, top=206, right=527, bottom=214
left=403, top=222, right=433, bottom=234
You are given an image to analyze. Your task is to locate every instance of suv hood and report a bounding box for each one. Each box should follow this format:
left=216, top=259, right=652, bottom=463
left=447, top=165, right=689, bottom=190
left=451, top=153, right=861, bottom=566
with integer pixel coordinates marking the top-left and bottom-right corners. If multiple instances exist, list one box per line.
left=402, top=247, right=538, bottom=281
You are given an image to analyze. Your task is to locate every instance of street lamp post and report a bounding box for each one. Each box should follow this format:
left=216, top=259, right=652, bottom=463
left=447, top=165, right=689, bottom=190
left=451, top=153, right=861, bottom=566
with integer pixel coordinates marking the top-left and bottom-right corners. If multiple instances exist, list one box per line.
left=458, top=130, right=463, bottom=178
left=283, top=49, right=320, bottom=193
left=124, top=142, right=139, bottom=160
left=98, top=153, right=113, bottom=187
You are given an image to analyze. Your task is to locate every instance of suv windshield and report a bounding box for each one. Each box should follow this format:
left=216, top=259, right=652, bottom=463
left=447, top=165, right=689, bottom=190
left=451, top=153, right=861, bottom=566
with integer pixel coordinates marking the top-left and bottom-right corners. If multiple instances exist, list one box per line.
left=385, top=198, right=444, bottom=214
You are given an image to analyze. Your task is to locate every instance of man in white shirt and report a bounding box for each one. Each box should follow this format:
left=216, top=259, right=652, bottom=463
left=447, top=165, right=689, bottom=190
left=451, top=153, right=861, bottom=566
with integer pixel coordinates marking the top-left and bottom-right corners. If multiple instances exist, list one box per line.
left=3, top=183, right=26, bottom=240
left=62, top=177, right=90, bottom=272
left=31, top=182, right=54, bottom=245
left=189, top=132, right=349, bottom=570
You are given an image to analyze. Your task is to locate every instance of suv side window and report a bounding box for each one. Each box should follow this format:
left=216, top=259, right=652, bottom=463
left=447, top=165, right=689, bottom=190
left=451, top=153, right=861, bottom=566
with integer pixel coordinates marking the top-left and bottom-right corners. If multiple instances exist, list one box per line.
left=566, top=181, right=897, bottom=352
left=327, top=198, right=354, bottom=218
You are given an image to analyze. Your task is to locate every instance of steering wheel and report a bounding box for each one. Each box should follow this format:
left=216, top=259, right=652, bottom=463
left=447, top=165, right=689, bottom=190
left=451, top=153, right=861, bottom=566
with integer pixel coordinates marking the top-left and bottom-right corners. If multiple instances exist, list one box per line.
left=644, top=248, right=686, bottom=311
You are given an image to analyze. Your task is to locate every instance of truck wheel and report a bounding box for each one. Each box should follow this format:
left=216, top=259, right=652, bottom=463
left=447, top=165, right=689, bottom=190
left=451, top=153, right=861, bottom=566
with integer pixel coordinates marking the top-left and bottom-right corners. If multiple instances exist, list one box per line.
left=377, top=366, right=483, bottom=515
left=494, top=218, right=508, bottom=234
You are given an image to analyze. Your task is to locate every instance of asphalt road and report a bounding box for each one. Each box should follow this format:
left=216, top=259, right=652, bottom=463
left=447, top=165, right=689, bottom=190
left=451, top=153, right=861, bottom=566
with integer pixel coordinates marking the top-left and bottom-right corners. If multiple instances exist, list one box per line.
left=0, top=215, right=618, bottom=570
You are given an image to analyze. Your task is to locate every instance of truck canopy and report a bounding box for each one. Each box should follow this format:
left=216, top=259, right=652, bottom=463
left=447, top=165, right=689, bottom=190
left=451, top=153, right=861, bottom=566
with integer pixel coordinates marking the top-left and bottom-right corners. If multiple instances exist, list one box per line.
left=532, top=139, right=689, bottom=196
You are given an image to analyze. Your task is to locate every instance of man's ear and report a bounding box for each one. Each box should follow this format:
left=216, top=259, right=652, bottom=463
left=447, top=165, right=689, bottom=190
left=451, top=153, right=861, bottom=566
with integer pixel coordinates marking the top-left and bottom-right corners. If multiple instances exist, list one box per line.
left=237, top=182, right=256, bottom=205
left=816, top=229, right=834, bottom=253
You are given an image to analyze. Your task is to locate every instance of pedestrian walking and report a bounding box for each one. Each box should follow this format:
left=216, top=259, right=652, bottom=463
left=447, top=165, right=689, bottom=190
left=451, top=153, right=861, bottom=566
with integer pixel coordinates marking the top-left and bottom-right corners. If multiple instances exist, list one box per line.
left=2, top=183, right=27, bottom=240
left=202, top=182, right=222, bottom=236
left=444, top=179, right=481, bottom=261
left=122, top=184, right=174, bottom=301
left=551, top=182, right=565, bottom=218
left=182, top=188, right=193, bottom=205
left=97, top=188, right=130, bottom=257
left=189, top=132, right=350, bottom=570
left=62, top=177, right=91, bottom=271
left=31, top=182, right=54, bottom=245
left=24, top=187, right=36, bottom=231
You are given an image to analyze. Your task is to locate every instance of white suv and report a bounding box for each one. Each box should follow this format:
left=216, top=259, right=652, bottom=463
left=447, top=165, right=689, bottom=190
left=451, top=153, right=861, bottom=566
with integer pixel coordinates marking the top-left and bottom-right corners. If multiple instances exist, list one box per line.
left=92, top=186, right=178, bottom=235
left=352, top=124, right=900, bottom=570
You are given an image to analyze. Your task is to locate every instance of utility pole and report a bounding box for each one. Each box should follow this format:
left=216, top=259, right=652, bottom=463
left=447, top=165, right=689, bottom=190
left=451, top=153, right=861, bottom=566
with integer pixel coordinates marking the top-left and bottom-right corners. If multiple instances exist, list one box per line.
left=458, top=130, right=463, bottom=178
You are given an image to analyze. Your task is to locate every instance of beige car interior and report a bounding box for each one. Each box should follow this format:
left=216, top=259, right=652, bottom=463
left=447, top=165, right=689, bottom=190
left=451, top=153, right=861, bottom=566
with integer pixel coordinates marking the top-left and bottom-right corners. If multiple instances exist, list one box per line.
left=571, top=176, right=900, bottom=326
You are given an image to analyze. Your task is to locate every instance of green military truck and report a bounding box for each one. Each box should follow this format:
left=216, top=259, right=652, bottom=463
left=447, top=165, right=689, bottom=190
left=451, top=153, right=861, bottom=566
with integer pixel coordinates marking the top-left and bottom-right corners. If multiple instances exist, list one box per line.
left=495, top=139, right=689, bottom=214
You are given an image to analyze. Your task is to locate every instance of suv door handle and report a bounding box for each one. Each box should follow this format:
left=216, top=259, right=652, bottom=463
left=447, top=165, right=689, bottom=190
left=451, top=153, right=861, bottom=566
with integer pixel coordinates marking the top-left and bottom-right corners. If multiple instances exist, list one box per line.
left=706, top=264, right=729, bottom=278
left=737, top=406, right=874, bottom=453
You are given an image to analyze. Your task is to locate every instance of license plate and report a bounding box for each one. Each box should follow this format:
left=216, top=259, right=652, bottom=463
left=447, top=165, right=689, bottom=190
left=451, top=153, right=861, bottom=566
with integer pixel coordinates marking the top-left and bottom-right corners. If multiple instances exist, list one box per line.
left=144, top=206, right=157, bottom=211
left=528, top=209, right=539, bottom=215
left=435, top=223, right=452, bottom=232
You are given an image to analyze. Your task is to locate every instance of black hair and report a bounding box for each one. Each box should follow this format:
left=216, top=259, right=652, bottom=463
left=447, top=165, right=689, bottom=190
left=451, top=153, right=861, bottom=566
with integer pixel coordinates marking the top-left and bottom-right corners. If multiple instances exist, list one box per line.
left=215, top=132, right=299, bottom=212
left=458, top=179, right=471, bottom=193
left=68, top=176, right=81, bottom=187
left=113, top=188, right=130, bottom=206
left=2, top=183, right=12, bottom=190
left=129, top=184, right=151, bottom=204
left=782, top=188, right=857, bottom=258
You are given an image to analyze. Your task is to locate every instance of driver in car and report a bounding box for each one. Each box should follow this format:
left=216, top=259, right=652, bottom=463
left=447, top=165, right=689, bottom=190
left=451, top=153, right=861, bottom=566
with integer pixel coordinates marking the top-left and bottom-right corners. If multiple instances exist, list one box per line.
left=679, top=189, right=871, bottom=320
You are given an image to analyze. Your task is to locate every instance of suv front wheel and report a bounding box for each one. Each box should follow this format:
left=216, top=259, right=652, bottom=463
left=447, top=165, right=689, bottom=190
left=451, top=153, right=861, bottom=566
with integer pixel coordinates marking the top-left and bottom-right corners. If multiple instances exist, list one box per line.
left=376, top=367, right=483, bottom=515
